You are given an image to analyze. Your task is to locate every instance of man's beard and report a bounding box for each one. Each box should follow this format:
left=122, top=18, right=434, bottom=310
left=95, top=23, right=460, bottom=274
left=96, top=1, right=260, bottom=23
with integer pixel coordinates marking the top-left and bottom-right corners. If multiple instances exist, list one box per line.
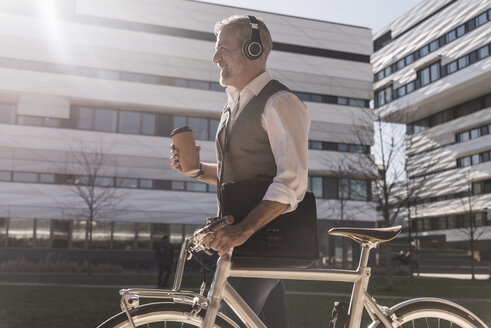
left=219, top=68, right=231, bottom=86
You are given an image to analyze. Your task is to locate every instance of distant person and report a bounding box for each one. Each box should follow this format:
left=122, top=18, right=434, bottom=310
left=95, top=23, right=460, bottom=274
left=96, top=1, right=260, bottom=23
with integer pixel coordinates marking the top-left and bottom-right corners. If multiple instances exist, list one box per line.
left=155, top=235, right=174, bottom=288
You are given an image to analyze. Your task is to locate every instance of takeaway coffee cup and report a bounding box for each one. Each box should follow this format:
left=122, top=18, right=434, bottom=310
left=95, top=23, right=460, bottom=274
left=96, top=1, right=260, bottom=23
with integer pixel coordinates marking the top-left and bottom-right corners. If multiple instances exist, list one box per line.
left=170, top=126, right=200, bottom=175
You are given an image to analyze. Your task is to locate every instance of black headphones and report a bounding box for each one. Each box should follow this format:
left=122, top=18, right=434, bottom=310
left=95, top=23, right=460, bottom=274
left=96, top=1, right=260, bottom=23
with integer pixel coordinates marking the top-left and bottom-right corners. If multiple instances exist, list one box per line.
left=242, top=15, right=263, bottom=60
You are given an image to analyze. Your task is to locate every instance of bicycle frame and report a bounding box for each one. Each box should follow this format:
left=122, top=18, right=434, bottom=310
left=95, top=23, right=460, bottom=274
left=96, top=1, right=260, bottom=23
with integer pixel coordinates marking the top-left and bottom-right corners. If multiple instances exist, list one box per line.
left=119, top=238, right=394, bottom=328
left=201, top=240, right=394, bottom=328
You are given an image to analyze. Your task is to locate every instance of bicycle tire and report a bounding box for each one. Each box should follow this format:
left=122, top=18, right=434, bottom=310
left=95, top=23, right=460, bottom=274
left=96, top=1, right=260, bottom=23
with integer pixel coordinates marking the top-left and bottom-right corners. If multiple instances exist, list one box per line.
left=370, top=299, right=488, bottom=328
left=97, top=302, right=237, bottom=328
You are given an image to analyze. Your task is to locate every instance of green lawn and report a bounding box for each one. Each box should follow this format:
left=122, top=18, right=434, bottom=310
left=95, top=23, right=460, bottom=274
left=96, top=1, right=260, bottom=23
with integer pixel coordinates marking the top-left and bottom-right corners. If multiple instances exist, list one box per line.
left=0, top=274, right=489, bottom=327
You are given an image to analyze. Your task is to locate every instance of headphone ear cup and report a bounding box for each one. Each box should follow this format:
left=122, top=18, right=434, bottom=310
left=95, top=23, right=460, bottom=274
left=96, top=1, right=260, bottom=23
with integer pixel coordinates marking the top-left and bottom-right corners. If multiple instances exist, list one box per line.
left=242, top=39, right=263, bottom=60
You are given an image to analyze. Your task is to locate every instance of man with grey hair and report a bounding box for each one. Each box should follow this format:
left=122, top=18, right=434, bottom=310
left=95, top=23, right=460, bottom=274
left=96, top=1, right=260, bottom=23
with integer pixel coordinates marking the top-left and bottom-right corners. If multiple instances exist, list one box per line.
left=170, top=14, right=310, bottom=327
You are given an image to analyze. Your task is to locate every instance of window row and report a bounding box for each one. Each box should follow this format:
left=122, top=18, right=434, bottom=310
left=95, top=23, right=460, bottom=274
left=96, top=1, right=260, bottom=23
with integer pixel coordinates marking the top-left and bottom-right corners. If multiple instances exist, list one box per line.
left=0, top=171, right=218, bottom=193
left=308, top=140, right=369, bottom=154
left=457, top=149, right=491, bottom=168
left=408, top=179, right=491, bottom=207
left=0, top=56, right=368, bottom=108
left=407, top=93, right=491, bottom=134
left=1, top=104, right=371, bottom=153
left=456, top=123, right=491, bottom=143
left=0, top=217, right=201, bottom=250
left=375, top=43, right=491, bottom=108
left=374, top=9, right=490, bottom=82
left=0, top=104, right=221, bottom=141
left=1, top=170, right=382, bottom=201
left=308, top=176, right=372, bottom=201
left=294, top=92, right=368, bottom=108
left=410, top=211, right=488, bottom=233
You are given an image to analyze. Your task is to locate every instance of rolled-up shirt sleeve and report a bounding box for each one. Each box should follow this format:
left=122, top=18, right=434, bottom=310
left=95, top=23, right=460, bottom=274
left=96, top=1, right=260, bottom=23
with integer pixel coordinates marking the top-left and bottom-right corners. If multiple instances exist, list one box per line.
left=261, top=91, right=310, bottom=212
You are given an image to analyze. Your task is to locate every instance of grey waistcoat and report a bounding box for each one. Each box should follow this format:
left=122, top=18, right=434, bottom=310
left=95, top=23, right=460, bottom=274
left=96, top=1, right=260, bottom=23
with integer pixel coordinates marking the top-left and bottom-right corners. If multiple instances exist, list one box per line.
left=215, top=79, right=290, bottom=185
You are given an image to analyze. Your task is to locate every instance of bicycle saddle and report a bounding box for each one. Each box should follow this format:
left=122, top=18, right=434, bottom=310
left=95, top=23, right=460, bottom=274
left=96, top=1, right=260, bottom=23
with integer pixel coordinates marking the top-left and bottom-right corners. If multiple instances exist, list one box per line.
left=328, top=226, right=402, bottom=245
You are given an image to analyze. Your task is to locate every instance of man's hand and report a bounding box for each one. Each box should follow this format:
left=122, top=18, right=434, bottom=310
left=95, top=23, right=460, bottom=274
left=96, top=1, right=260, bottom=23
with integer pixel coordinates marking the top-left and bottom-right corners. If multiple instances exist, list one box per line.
left=203, top=224, right=253, bottom=257
left=170, top=143, right=201, bottom=176
left=203, top=200, right=288, bottom=257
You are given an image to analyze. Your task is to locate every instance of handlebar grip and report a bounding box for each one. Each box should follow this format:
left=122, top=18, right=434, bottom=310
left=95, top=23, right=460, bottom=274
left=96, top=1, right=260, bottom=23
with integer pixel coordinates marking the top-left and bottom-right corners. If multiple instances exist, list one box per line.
left=209, top=215, right=234, bottom=232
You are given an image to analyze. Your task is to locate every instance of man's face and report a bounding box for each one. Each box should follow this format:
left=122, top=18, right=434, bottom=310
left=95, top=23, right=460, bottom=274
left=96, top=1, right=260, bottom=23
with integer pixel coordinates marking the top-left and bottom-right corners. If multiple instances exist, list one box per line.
left=212, top=26, right=250, bottom=89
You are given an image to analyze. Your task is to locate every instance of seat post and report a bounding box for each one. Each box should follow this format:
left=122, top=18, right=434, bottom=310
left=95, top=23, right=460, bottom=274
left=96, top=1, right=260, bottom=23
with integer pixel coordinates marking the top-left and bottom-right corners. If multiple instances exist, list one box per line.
left=358, top=241, right=377, bottom=269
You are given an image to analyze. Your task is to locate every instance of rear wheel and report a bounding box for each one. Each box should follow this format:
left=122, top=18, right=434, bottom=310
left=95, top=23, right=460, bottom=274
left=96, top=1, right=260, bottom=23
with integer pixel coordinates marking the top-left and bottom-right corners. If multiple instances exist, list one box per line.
left=371, top=300, right=487, bottom=328
left=98, top=302, right=237, bottom=328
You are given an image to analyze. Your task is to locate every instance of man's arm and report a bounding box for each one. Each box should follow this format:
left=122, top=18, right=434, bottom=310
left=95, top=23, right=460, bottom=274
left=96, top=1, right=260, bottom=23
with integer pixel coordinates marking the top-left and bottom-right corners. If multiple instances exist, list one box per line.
left=195, top=162, right=218, bottom=185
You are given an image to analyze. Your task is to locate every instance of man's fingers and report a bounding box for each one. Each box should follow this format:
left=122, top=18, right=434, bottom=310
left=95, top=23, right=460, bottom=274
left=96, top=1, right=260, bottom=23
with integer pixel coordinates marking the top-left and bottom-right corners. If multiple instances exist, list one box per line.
left=203, top=232, right=215, bottom=249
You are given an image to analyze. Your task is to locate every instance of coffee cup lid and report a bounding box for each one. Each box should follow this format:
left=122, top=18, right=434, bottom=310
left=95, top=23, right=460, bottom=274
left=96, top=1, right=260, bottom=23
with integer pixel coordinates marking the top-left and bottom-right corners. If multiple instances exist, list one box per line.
left=170, top=126, right=193, bottom=137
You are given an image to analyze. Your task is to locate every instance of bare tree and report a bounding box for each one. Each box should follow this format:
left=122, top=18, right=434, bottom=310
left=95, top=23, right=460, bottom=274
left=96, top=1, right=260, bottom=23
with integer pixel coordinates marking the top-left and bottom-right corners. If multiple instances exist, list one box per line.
left=401, top=132, right=441, bottom=280
left=59, top=138, right=129, bottom=273
left=331, top=160, right=371, bottom=269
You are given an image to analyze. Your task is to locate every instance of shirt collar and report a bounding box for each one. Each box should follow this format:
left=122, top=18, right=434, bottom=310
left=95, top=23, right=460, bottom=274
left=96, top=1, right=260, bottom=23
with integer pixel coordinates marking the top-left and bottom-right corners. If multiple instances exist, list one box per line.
left=225, top=70, right=272, bottom=109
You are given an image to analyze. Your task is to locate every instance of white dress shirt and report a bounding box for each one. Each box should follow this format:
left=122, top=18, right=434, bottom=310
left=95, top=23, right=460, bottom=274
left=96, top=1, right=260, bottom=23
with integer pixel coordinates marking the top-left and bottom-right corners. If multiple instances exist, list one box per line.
left=225, top=71, right=310, bottom=212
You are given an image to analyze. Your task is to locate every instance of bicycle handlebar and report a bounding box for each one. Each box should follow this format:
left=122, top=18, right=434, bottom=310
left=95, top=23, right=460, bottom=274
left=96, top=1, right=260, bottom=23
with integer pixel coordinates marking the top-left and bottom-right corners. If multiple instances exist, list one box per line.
left=189, top=215, right=234, bottom=254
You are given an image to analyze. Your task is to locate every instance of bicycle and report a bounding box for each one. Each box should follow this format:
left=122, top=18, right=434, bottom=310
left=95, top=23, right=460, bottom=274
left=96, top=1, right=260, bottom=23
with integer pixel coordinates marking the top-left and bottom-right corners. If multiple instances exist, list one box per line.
left=98, top=216, right=488, bottom=328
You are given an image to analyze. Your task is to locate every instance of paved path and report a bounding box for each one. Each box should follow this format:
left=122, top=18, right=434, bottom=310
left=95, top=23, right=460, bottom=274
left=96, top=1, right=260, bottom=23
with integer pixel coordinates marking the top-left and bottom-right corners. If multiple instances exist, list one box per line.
left=1, top=281, right=489, bottom=303
left=417, top=273, right=490, bottom=280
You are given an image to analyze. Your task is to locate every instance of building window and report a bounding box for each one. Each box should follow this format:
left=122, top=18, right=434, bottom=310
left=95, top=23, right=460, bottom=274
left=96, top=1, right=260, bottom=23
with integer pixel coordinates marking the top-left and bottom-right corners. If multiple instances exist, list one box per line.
left=136, top=223, right=151, bottom=249
left=457, top=150, right=491, bottom=167
left=396, top=58, right=405, bottom=70
left=119, top=111, right=141, bottom=134
left=397, top=86, right=406, bottom=98
left=308, top=176, right=371, bottom=201
left=94, top=108, right=117, bottom=132
left=142, top=113, right=156, bottom=135
left=71, top=220, right=87, bottom=249
left=419, top=45, right=429, bottom=57
left=0, top=171, right=11, bottom=181
left=376, top=89, right=385, bottom=107
left=188, top=117, right=209, bottom=141
left=478, top=45, right=490, bottom=60
left=113, top=222, right=135, bottom=250
left=0, top=104, right=16, bottom=124
left=13, top=172, right=38, bottom=183
left=78, top=107, right=93, bottom=130
left=309, top=141, right=323, bottom=150
left=418, top=61, right=440, bottom=87
left=308, top=177, right=323, bottom=198
left=18, top=116, right=43, bottom=126
left=472, top=179, right=491, bottom=196
left=51, top=220, right=70, bottom=248
left=445, top=29, right=456, bottom=43
left=458, top=56, right=468, bottom=70
left=92, top=221, right=112, bottom=249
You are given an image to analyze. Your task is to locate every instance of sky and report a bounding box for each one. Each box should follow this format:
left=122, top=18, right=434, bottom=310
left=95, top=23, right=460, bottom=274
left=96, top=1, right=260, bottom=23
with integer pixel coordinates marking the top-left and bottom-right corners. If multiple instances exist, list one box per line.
left=195, top=0, right=423, bottom=35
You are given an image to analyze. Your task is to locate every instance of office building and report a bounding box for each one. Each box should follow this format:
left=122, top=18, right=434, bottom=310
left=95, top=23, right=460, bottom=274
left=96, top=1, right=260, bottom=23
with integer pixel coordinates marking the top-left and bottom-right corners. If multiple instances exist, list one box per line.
left=0, top=0, right=374, bottom=268
left=372, top=0, right=491, bottom=250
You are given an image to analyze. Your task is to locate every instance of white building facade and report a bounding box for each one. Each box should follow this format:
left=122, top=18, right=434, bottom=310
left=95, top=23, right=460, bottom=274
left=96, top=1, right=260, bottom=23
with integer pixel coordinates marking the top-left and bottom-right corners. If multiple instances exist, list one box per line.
left=372, top=0, right=491, bottom=250
left=0, top=0, right=375, bottom=268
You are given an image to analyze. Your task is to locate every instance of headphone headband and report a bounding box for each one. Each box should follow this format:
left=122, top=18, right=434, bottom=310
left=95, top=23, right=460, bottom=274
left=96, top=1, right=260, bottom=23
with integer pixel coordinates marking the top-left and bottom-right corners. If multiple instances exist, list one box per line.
left=242, top=15, right=263, bottom=60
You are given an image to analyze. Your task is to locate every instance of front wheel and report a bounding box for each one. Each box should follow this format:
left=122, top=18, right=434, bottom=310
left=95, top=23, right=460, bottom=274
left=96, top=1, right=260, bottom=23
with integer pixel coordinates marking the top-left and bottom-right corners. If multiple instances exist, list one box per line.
left=370, top=298, right=488, bottom=328
left=98, top=302, right=237, bottom=328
